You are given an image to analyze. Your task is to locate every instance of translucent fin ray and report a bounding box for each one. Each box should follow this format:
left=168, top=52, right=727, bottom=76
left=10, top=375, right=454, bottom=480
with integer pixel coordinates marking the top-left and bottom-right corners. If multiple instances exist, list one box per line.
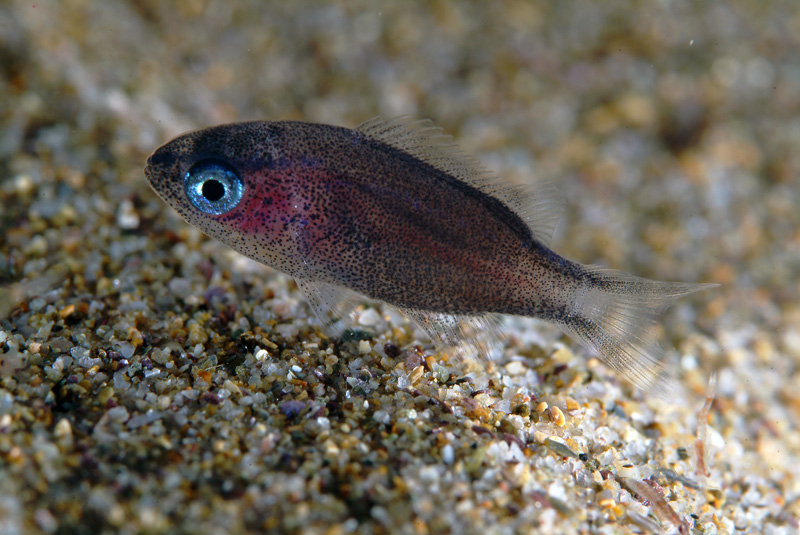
left=401, top=308, right=505, bottom=365
left=294, top=278, right=364, bottom=336
left=356, top=116, right=564, bottom=246
left=562, top=266, right=719, bottom=394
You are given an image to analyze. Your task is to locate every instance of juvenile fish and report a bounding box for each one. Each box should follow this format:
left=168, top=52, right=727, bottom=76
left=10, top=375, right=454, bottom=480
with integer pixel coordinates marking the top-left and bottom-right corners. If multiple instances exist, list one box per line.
left=145, top=117, right=716, bottom=392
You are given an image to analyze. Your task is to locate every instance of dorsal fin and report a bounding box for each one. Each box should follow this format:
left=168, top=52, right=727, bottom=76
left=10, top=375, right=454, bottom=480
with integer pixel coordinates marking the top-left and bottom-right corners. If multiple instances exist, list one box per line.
left=356, top=116, right=565, bottom=246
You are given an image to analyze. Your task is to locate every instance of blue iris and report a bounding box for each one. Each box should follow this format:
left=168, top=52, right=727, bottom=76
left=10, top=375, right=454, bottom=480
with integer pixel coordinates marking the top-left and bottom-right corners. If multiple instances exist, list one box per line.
left=184, top=160, right=244, bottom=215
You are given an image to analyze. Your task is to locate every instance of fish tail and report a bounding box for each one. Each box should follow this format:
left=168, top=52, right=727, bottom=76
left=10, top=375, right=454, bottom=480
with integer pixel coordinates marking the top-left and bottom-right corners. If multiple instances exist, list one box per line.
left=558, top=265, right=718, bottom=394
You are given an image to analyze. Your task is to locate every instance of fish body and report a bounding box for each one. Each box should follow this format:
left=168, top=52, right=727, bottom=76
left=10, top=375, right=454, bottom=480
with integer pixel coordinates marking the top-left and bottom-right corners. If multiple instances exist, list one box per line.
left=145, top=117, right=715, bottom=391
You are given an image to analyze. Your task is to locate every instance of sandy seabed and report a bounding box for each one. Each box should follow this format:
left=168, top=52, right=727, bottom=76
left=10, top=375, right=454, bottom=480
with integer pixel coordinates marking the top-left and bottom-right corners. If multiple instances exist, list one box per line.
left=1, top=1, right=799, bottom=534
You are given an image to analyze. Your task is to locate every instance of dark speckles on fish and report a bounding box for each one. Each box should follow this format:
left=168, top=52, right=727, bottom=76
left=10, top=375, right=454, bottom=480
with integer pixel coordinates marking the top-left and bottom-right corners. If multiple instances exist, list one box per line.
left=145, top=117, right=717, bottom=393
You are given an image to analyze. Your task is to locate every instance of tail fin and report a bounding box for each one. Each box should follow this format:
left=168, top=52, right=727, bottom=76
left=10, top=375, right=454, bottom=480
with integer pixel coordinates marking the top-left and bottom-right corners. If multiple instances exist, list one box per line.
left=560, top=265, right=718, bottom=395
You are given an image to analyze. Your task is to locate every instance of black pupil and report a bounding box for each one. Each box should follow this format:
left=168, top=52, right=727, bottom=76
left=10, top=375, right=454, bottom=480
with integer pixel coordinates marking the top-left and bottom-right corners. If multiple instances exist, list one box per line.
left=202, top=179, right=225, bottom=202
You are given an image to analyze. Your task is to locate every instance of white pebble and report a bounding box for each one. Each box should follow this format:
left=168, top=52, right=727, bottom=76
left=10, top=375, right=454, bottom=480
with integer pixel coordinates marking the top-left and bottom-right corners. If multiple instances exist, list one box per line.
left=223, top=379, right=241, bottom=395
left=357, top=308, right=381, bottom=326
left=168, top=278, right=193, bottom=298
left=116, top=199, right=140, bottom=229
left=442, top=443, right=454, bottom=464
left=504, top=361, right=526, bottom=375
left=548, top=480, right=567, bottom=502
left=373, top=410, right=390, bottom=424
left=106, top=406, right=130, bottom=422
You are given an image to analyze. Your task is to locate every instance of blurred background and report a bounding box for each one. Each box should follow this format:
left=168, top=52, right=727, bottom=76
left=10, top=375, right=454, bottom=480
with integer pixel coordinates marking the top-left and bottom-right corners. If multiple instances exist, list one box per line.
left=1, top=1, right=799, bottom=533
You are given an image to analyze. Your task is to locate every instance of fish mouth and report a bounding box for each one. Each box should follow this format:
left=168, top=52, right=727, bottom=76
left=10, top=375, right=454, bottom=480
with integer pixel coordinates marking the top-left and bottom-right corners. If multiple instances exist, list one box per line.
left=143, top=147, right=178, bottom=187
left=143, top=159, right=154, bottom=186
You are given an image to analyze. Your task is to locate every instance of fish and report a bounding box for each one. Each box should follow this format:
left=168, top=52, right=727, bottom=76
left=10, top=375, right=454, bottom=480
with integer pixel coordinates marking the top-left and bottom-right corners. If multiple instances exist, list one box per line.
left=144, top=117, right=717, bottom=393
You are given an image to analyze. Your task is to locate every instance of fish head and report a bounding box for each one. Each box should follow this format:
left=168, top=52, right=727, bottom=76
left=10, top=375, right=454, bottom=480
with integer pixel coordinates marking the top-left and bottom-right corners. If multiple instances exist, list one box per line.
left=144, top=122, right=300, bottom=267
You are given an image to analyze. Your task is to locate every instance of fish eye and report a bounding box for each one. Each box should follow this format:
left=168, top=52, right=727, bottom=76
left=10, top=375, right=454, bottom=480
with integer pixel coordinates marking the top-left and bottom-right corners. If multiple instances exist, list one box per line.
left=184, top=160, right=244, bottom=215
